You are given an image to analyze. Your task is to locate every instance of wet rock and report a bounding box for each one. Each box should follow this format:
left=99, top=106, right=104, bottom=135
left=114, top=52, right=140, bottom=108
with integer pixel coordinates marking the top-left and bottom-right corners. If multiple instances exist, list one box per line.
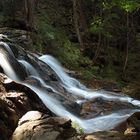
left=12, top=111, right=78, bottom=140
left=0, top=29, right=140, bottom=140
left=85, top=79, right=121, bottom=92
left=0, top=43, right=27, bottom=80
left=127, top=112, right=140, bottom=132
left=0, top=73, right=50, bottom=140
left=124, top=127, right=137, bottom=136
left=0, top=66, right=4, bottom=73
left=123, top=83, right=140, bottom=100
left=84, top=130, right=140, bottom=140
left=0, top=27, right=33, bottom=48
left=124, top=127, right=140, bottom=140
left=0, top=30, right=66, bottom=94
left=80, top=97, right=135, bottom=119
left=84, top=131, right=125, bottom=140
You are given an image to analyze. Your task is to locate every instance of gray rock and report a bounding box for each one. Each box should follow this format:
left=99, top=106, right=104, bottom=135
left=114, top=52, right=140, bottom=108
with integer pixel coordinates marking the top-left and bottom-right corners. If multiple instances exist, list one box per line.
left=0, top=74, right=49, bottom=140
left=12, top=111, right=77, bottom=140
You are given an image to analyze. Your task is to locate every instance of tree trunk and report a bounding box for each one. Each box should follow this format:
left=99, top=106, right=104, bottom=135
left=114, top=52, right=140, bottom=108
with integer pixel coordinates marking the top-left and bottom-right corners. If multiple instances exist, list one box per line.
left=24, top=0, right=34, bottom=30
left=73, top=0, right=84, bottom=50
left=94, top=32, right=101, bottom=60
left=123, top=12, right=129, bottom=72
left=94, top=9, right=102, bottom=61
left=78, top=0, right=87, bottom=31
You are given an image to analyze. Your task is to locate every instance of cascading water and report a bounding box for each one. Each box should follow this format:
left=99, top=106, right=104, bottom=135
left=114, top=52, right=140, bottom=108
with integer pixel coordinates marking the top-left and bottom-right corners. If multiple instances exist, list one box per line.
left=0, top=53, right=19, bottom=81
left=39, top=55, right=86, bottom=89
left=18, top=59, right=56, bottom=93
left=21, top=84, right=140, bottom=133
left=39, top=55, right=140, bottom=107
left=0, top=40, right=140, bottom=133
left=0, top=42, right=15, bottom=58
left=18, top=60, right=39, bottom=77
left=0, top=42, right=20, bottom=81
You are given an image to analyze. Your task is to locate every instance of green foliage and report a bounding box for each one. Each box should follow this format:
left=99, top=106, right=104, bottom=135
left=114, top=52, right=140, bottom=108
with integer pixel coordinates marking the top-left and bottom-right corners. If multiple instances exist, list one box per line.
left=103, top=67, right=118, bottom=80
left=72, top=121, right=84, bottom=134
left=118, top=0, right=140, bottom=12
left=79, top=57, right=92, bottom=67
left=55, top=40, right=92, bottom=70
left=57, top=41, right=81, bottom=69
left=90, top=17, right=103, bottom=34
left=0, top=0, right=139, bottom=88
left=117, top=80, right=127, bottom=88
left=82, top=65, right=101, bottom=80
left=90, top=16, right=113, bottom=42
left=102, top=1, right=115, bottom=10
left=36, top=11, right=92, bottom=70
left=82, top=70, right=94, bottom=80
left=34, top=0, right=140, bottom=84
left=36, top=14, right=55, bottom=40
left=101, top=0, right=139, bottom=14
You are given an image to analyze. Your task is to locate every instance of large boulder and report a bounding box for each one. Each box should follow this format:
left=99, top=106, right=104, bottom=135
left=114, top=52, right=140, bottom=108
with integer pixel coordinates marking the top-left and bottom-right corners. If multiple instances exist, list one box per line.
left=12, top=111, right=78, bottom=140
left=0, top=73, right=50, bottom=140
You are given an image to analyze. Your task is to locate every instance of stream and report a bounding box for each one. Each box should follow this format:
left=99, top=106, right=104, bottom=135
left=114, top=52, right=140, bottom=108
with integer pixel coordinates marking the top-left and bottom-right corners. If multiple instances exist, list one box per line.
left=0, top=39, right=140, bottom=133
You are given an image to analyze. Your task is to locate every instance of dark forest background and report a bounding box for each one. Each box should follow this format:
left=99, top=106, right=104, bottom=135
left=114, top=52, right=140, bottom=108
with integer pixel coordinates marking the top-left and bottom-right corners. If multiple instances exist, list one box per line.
left=0, top=0, right=140, bottom=92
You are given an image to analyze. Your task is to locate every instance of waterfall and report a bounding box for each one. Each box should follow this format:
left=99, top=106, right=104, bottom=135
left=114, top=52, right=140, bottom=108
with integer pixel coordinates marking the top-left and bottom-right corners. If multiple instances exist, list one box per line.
left=24, top=84, right=140, bottom=133
left=0, top=41, right=140, bottom=133
left=39, top=55, right=86, bottom=89
left=0, top=42, right=15, bottom=58
left=0, top=42, right=20, bottom=81
left=0, top=42, right=27, bottom=81
left=39, top=55, right=140, bottom=107
left=0, top=53, right=19, bottom=81
left=18, top=60, right=39, bottom=77
left=18, top=59, right=56, bottom=93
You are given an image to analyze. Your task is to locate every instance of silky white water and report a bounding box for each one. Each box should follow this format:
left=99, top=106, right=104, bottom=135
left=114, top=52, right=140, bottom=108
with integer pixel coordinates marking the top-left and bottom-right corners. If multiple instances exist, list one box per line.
left=18, top=59, right=56, bottom=93
left=18, top=60, right=39, bottom=77
left=0, top=41, right=140, bottom=133
left=39, top=55, right=140, bottom=107
left=24, top=84, right=140, bottom=133
left=0, top=41, right=15, bottom=58
left=0, top=53, right=20, bottom=81
left=39, top=55, right=86, bottom=89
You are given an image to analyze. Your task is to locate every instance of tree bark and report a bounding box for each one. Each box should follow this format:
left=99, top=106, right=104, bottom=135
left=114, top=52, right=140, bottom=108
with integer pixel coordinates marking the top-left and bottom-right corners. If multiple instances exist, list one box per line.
left=94, top=32, right=101, bottom=60
left=123, top=12, right=129, bottom=72
left=73, top=0, right=84, bottom=50
left=24, top=0, right=34, bottom=30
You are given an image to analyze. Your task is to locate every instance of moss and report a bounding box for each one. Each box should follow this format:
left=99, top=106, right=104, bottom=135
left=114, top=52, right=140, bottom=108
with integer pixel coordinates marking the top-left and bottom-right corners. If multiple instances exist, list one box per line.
left=72, top=121, right=84, bottom=134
